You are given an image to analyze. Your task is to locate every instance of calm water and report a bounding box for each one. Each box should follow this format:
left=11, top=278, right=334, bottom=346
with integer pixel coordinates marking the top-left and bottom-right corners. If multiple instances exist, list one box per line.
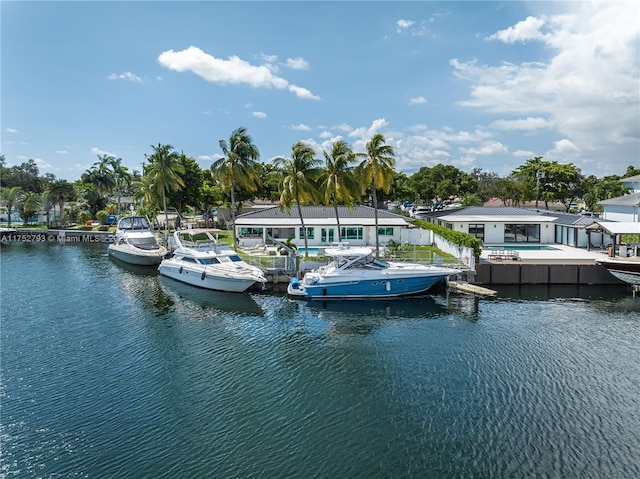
left=1, top=242, right=639, bottom=478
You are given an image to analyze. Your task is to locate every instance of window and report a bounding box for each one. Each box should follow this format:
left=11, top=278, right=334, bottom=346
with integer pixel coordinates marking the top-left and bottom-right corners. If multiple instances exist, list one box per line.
left=299, top=227, right=314, bottom=240
left=341, top=227, right=363, bottom=240
left=469, top=224, right=485, bottom=241
left=504, top=224, right=540, bottom=243
left=321, top=228, right=334, bottom=243
left=377, top=227, right=394, bottom=236
left=240, top=227, right=263, bottom=237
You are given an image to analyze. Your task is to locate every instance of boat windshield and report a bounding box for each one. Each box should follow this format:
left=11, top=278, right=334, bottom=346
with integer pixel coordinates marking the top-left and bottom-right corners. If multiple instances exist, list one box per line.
left=337, top=253, right=389, bottom=270
left=199, top=257, right=220, bottom=265
left=119, top=216, right=149, bottom=230
left=128, top=237, right=160, bottom=250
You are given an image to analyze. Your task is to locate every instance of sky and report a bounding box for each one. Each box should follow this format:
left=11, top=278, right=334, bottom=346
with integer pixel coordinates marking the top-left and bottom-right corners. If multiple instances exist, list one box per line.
left=2, top=1, right=639, bottom=182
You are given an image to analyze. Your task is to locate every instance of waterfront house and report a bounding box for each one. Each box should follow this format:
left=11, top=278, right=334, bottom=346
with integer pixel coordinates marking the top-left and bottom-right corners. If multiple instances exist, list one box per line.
left=418, top=206, right=600, bottom=248
left=234, top=205, right=410, bottom=249
left=599, top=174, right=640, bottom=223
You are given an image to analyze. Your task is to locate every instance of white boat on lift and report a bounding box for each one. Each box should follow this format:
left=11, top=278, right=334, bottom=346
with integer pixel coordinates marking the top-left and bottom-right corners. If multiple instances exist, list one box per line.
left=287, top=243, right=461, bottom=300
left=158, top=229, right=267, bottom=293
left=107, top=215, right=167, bottom=266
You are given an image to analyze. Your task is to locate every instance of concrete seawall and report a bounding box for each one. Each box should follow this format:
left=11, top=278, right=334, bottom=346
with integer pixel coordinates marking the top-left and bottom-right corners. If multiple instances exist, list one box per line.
left=475, top=263, right=623, bottom=285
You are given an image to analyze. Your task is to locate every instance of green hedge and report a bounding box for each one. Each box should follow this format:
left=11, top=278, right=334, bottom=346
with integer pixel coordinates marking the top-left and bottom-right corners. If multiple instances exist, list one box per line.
left=414, top=219, right=482, bottom=257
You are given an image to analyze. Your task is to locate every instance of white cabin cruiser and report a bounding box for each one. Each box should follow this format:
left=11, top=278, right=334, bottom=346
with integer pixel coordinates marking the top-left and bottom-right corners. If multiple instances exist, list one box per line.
left=288, top=244, right=461, bottom=300
left=107, top=215, right=167, bottom=266
left=159, top=229, right=267, bottom=293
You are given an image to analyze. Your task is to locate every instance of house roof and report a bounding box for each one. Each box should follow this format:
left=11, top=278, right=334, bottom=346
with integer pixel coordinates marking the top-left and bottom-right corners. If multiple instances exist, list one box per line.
left=598, top=192, right=640, bottom=207
left=234, top=205, right=409, bottom=227
left=418, top=206, right=599, bottom=227
left=586, top=221, right=640, bottom=235
left=620, top=174, right=640, bottom=184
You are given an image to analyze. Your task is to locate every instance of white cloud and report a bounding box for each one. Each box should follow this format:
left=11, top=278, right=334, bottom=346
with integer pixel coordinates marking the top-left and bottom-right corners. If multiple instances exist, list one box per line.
left=291, top=124, right=311, bottom=131
left=158, top=46, right=320, bottom=100
left=332, top=123, right=352, bottom=132
left=108, top=72, right=144, bottom=83
left=251, top=111, right=267, bottom=119
left=90, top=147, right=116, bottom=157
left=409, top=96, right=427, bottom=105
left=56, top=150, right=69, bottom=155
left=490, top=117, right=553, bottom=131
left=396, top=19, right=414, bottom=32
left=460, top=141, right=509, bottom=156
left=486, top=16, right=546, bottom=43
left=452, top=1, right=639, bottom=173
left=513, top=149, right=536, bottom=158
left=285, top=57, right=310, bottom=70
left=33, top=158, right=53, bottom=170
left=5, top=128, right=19, bottom=133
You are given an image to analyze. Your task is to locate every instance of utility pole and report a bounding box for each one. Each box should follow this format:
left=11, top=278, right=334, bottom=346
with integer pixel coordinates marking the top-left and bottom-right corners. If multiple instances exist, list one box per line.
left=534, top=157, right=543, bottom=209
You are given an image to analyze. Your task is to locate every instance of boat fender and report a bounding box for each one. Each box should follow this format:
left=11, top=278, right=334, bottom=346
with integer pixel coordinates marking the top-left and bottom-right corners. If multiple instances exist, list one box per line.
left=201, top=271, right=206, bottom=281
left=386, top=281, right=391, bottom=292
left=179, top=266, right=183, bottom=274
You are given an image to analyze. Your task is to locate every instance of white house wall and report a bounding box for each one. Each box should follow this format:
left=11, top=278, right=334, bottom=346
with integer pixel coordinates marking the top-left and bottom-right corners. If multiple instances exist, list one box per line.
left=603, top=205, right=639, bottom=222
left=455, top=221, right=556, bottom=243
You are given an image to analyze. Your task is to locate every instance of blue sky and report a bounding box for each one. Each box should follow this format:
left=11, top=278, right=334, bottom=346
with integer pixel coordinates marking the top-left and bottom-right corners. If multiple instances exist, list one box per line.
left=2, top=1, right=639, bottom=181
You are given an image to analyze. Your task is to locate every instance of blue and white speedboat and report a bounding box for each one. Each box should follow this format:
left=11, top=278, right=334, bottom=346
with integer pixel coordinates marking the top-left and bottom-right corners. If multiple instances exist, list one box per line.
left=287, top=244, right=461, bottom=300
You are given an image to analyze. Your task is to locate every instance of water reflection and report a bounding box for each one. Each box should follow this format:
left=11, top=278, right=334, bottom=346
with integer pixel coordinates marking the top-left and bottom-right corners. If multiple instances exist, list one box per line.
left=294, top=295, right=452, bottom=335
left=158, top=276, right=264, bottom=317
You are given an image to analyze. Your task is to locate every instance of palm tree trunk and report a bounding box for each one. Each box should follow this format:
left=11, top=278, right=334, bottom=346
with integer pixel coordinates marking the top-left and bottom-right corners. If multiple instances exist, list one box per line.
left=163, top=190, right=169, bottom=230
left=372, top=185, right=380, bottom=257
left=297, top=201, right=309, bottom=258
left=333, top=199, right=342, bottom=243
left=230, top=181, right=237, bottom=251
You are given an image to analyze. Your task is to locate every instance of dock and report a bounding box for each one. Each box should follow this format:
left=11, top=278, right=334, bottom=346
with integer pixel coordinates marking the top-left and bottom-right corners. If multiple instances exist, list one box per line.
left=449, top=280, right=497, bottom=296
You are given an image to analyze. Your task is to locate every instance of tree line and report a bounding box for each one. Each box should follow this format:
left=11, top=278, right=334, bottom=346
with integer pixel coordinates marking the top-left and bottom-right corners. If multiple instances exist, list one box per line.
left=1, top=127, right=638, bottom=250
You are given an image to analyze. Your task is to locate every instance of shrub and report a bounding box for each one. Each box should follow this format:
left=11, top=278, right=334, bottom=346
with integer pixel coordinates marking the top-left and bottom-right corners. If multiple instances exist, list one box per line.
left=414, top=218, right=482, bottom=257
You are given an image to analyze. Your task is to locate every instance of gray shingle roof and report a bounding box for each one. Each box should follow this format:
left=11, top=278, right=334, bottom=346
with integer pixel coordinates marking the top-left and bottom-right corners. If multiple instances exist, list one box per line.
left=420, top=206, right=599, bottom=226
left=236, top=205, right=406, bottom=220
left=599, top=192, right=640, bottom=206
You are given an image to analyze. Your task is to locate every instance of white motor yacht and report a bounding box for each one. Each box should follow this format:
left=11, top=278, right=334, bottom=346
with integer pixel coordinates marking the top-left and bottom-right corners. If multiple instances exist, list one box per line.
left=159, top=229, right=267, bottom=293
left=107, top=215, right=167, bottom=266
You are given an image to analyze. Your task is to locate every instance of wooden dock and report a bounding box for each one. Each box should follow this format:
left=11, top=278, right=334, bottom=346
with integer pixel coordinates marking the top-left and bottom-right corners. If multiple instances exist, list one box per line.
left=449, top=280, right=497, bottom=296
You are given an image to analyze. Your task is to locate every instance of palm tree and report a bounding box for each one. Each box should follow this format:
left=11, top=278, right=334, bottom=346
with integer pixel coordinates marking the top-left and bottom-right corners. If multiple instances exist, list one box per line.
left=83, top=154, right=117, bottom=195
left=273, top=141, right=322, bottom=258
left=110, top=157, right=131, bottom=214
left=212, top=127, right=261, bottom=249
left=48, top=180, right=75, bottom=226
left=19, top=191, right=42, bottom=225
left=357, top=133, right=396, bottom=256
left=0, top=186, right=25, bottom=227
left=40, top=190, right=55, bottom=227
left=318, top=140, right=360, bottom=243
left=145, top=144, right=185, bottom=229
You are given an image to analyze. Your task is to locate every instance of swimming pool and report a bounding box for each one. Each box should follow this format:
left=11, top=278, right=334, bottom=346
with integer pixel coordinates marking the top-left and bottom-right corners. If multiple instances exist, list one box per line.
left=486, top=244, right=560, bottom=251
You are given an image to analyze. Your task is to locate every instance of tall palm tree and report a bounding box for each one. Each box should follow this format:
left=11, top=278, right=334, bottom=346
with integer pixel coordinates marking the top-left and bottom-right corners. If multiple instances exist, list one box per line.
left=273, top=141, right=322, bottom=258
left=48, top=180, right=75, bottom=226
left=318, top=140, right=360, bottom=243
left=212, top=127, right=261, bottom=249
left=84, top=154, right=117, bottom=195
left=145, top=144, right=185, bottom=229
left=40, top=190, right=55, bottom=227
left=357, top=133, right=396, bottom=256
left=0, top=186, right=24, bottom=227
left=110, top=157, right=131, bottom=214
left=19, top=191, right=42, bottom=225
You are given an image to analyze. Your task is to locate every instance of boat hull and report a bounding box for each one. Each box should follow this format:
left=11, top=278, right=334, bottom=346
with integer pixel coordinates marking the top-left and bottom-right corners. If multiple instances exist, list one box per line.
left=108, top=244, right=166, bottom=266
left=596, top=258, right=640, bottom=285
left=288, top=272, right=451, bottom=300
left=158, top=261, right=262, bottom=293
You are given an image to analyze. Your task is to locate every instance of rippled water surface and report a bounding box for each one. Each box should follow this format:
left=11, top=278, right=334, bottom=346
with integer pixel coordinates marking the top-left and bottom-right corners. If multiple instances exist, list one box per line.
left=1, top=243, right=639, bottom=478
